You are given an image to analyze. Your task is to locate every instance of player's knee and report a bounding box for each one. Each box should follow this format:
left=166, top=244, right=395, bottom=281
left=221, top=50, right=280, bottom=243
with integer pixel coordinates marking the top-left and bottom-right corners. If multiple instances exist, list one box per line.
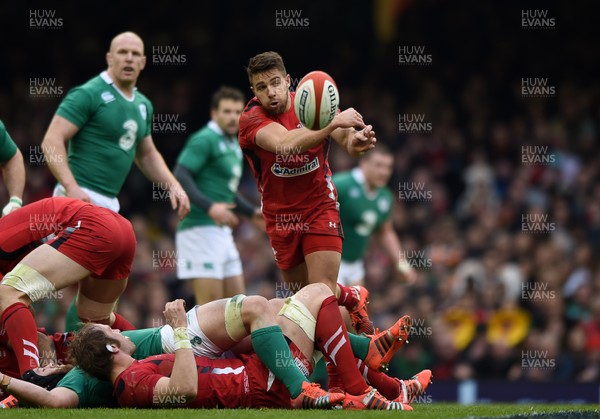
left=242, top=295, right=270, bottom=322
left=307, top=282, right=332, bottom=297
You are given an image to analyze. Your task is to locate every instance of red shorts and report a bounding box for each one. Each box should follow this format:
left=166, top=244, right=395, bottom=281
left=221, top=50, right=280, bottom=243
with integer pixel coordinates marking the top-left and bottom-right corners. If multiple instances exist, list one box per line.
left=0, top=197, right=135, bottom=280
left=266, top=207, right=343, bottom=270
left=46, top=205, right=135, bottom=280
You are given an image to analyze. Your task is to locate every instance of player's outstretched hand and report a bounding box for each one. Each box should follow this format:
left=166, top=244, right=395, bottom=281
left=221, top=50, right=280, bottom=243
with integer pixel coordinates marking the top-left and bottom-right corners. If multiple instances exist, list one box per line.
left=163, top=299, right=188, bottom=329
left=208, top=203, right=239, bottom=228
left=350, top=125, right=377, bottom=154
left=333, top=108, right=366, bottom=130
left=65, top=184, right=91, bottom=203
left=169, top=183, right=191, bottom=220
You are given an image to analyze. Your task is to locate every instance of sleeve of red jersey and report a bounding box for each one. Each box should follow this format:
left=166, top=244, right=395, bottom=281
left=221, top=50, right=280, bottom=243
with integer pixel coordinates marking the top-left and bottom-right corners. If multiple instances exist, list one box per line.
left=238, top=104, right=274, bottom=149
left=116, top=367, right=164, bottom=407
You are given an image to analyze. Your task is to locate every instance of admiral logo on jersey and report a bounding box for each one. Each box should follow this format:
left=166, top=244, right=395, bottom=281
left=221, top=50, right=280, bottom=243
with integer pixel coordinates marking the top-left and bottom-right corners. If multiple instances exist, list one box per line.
left=271, top=157, right=320, bottom=177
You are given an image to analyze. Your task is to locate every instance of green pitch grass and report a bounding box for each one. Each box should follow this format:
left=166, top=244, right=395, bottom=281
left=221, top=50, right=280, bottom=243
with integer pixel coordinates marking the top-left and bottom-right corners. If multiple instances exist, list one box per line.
left=2, top=404, right=600, bottom=418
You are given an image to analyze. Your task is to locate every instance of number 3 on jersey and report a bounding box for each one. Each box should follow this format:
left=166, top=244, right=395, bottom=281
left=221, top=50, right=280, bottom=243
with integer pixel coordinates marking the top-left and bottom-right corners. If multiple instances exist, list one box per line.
left=119, top=119, right=138, bottom=151
left=355, top=210, right=377, bottom=236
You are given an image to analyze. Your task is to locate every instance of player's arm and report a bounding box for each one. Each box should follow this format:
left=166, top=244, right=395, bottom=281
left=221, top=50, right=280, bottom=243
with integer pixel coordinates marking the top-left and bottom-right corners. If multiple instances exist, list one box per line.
left=134, top=136, right=190, bottom=219
left=255, top=108, right=365, bottom=155
left=1, top=149, right=25, bottom=216
left=0, top=372, right=79, bottom=408
left=152, top=300, right=197, bottom=405
left=173, top=164, right=239, bottom=227
left=373, top=219, right=417, bottom=284
left=41, top=115, right=91, bottom=201
left=330, top=124, right=377, bottom=157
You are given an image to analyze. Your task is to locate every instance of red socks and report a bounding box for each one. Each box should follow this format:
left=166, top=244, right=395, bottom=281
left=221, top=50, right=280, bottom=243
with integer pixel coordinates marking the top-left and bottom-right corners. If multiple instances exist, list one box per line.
left=357, top=359, right=401, bottom=399
left=336, top=283, right=359, bottom=311
left=315, top=296, right=368, bottom=395
left=1, top=303, right=39, bottom=375
left=111, top=312, right=136, bottom=331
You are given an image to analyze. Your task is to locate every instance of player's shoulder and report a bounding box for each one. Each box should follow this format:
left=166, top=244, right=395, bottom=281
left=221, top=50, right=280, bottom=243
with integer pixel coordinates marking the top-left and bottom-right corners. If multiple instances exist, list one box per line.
left=186, top=124, right=218, bottom=145
left=135, top=90, right=153, bottom=106
left=332, top=170, right=355, bottom=188
left=240, top=97, right=268, bottom=122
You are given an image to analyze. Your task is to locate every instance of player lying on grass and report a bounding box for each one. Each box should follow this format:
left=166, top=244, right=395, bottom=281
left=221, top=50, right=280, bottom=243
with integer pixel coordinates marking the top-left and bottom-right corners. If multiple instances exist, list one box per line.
left=69, top=293, right=423, bottom=410
left=1, top=283, right=430, bottom=409
left=0, top=197, right=136, bottom=379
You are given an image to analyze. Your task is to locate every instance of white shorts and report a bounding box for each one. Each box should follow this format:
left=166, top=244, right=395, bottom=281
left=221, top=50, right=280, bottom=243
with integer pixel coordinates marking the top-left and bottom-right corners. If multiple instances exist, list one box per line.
left=338, top=259, right=365, bottom=286
left=176, top=225, right=243, bottom=280
left=53, top=184, right=120, bottom=213
left=160, top=305, right=224, bottom=358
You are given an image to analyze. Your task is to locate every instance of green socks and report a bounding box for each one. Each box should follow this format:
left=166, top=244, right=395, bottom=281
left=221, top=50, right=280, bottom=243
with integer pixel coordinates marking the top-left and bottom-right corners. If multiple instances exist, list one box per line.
left=251, top=325, right=306, bottom=398
left=348, top=332, right=370, bottom=360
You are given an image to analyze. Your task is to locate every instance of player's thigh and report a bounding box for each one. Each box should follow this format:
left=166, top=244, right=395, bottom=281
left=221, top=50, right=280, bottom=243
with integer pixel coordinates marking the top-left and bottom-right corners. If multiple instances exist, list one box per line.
left=271, top=297, right=315, bottom=363
left=281, top=263, right=309, bottom=292
left=1, top=244, right=91, bottom=307
left=78, top=276, right=128, bottom=304
left=191, top=278, right=225, bottom=305
left=304, top=249, right=341, bottom=292
left=195, top=298, right=242, bottom=350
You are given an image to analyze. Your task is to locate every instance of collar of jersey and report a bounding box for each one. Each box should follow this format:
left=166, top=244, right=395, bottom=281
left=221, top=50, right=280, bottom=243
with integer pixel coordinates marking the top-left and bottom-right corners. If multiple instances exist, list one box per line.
left=100, top=71, right=137, bottom=102
left=351, top=167, right=378, bottom=199
left=208, top=120, right=236, bottom=143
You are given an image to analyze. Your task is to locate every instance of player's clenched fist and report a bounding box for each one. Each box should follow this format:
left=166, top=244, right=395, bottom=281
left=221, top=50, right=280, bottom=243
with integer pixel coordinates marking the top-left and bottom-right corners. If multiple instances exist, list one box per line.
left=163, top=299, right=188, bottom=329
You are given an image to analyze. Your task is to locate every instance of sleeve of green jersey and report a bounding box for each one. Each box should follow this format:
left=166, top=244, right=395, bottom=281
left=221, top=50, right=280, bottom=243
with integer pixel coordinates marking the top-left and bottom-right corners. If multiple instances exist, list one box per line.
left=144, top=100, right=154, bottom=138
left=55, top=86, right=95, bottom=128
left=57, top=367, right=117, bottom=408
left=176, top=132, right=211, bottom=173
left=0, top=120, right=17, bottom=164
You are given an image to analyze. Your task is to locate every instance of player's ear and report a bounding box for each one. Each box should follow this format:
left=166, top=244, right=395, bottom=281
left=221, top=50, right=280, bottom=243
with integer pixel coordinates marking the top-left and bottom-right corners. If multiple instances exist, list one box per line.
left=106, top=343, right=118, bottom=354
left=106, top=52, right=113, bottom=67
left=285, top=74, right=291, bottom=89
left=140, top=55, right=146, bottom=71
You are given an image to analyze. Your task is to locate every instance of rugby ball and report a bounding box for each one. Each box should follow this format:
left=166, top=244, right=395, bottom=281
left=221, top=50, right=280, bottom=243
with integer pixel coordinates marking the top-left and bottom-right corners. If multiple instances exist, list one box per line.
left=293, top=71, right=339, bottom=130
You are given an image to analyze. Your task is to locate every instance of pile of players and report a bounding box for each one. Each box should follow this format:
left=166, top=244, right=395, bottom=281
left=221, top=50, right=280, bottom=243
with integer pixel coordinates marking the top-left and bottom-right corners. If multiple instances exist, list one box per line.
left=0, top=31, right=431, bottom=410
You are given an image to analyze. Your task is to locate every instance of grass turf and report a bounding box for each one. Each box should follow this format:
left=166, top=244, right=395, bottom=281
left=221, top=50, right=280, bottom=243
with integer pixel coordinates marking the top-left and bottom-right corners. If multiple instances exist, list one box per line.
left=2, top=404, right=600, bottom=418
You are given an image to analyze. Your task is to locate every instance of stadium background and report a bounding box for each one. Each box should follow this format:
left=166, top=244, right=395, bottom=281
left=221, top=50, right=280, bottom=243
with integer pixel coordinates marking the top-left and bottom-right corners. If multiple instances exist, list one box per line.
left=1, top=0, right=599, bottom=400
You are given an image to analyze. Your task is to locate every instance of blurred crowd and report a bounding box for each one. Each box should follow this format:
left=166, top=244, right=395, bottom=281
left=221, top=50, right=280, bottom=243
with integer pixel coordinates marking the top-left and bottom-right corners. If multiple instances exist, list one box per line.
left=1, top=1, right=599, bottom=383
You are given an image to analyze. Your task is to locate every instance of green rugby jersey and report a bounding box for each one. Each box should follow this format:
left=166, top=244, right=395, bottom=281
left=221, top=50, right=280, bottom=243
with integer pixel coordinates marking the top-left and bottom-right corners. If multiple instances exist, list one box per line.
left=0, top=120, right=17, bottom=163
left=56, top=327, right=163, bottom=407
left=56, top=71, right=153, bottom=197
left=177, top=120, right=243, bottom=230
left=333, top=168, right=393, bottom=262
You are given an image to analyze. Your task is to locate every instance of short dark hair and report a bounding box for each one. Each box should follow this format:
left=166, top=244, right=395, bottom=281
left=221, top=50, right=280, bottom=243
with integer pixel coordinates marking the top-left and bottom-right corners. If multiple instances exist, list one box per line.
left=70, top=324, right=120, bottom=382
left=211, top=86, right=245, bottom=110
left=245, top=51, right=287, bottom=84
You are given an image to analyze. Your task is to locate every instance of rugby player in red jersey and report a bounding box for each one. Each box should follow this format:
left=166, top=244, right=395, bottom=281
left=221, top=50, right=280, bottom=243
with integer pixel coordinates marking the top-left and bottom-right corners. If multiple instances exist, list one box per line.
left=238, top=51, right=377, bottom=336
left=0, top=197, right=136, bottom=377
left=71, top=295, right=426, bottom=410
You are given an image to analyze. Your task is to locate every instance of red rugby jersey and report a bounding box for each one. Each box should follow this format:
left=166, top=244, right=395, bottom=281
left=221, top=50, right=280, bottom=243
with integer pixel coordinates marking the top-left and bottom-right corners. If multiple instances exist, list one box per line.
left=238, top=93, right=339, bottom=218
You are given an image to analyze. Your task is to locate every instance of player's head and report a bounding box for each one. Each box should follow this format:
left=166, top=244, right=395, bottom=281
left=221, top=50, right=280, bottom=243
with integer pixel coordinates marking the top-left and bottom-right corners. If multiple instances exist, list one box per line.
left=106, top=31, right=146, bottom=87
left=210, top=86, right=246, bottom=137
left=70, top=323, right=136, bottom=382
left=246, top=51, right=290, bottom=115
left=359, top=144, right=394, bottom=189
